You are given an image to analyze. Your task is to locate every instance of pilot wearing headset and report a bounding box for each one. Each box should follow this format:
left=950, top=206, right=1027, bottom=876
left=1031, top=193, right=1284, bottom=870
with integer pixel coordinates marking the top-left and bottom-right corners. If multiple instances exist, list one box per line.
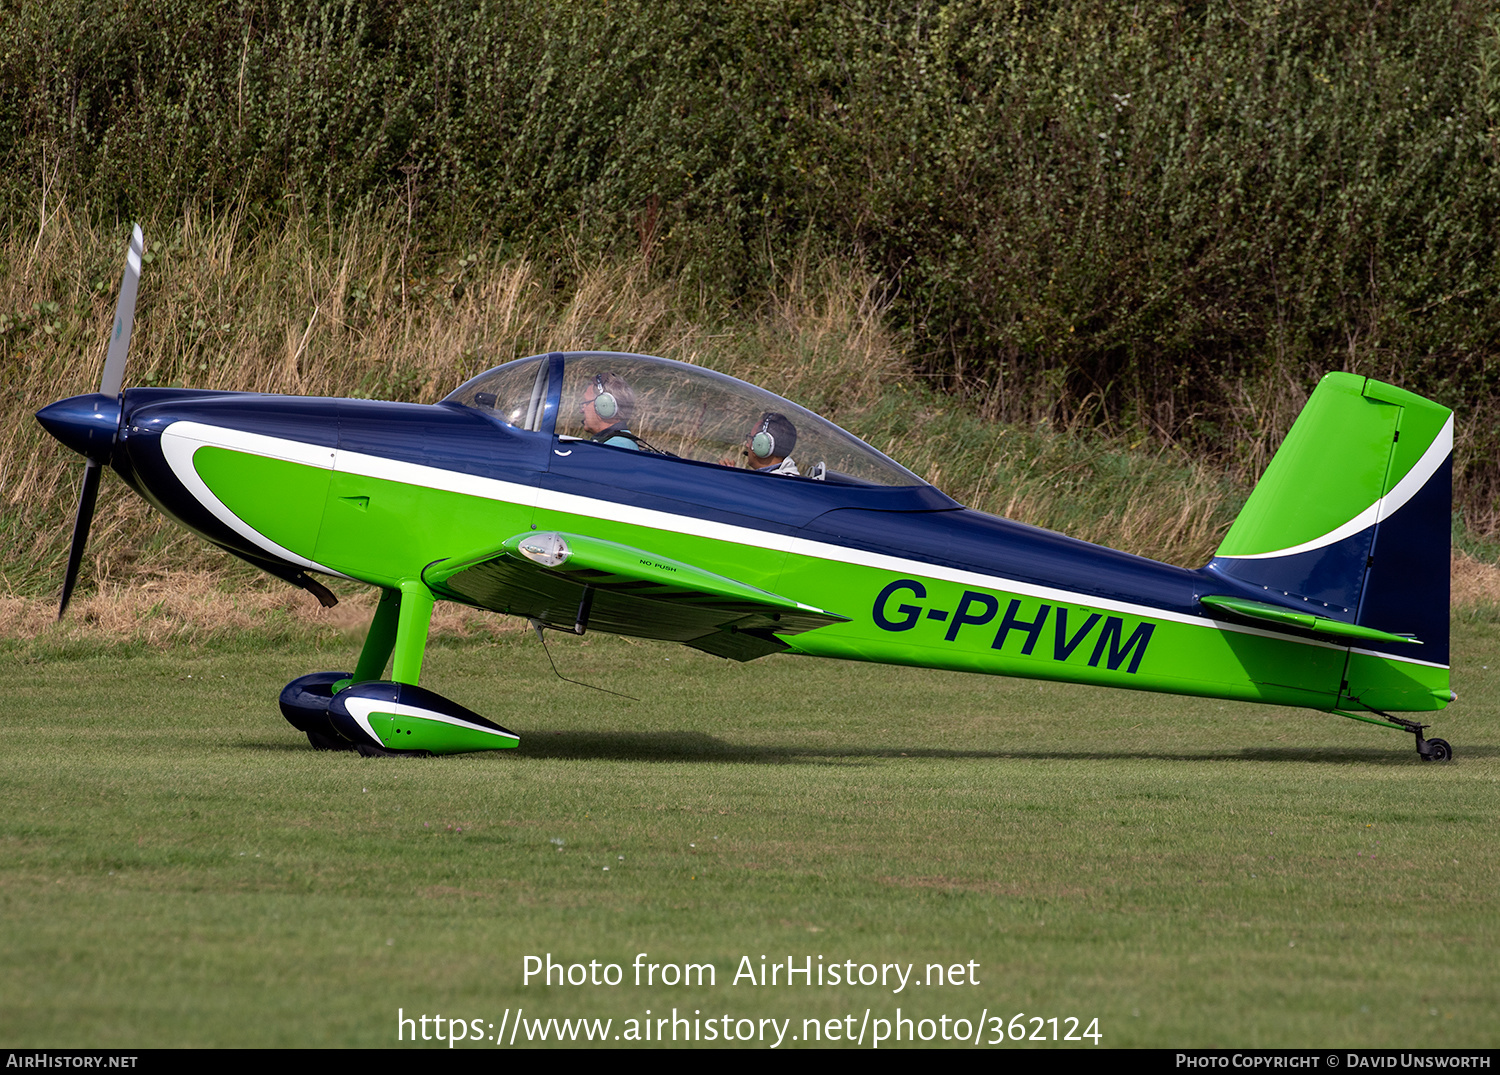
left=580, top=372, right=641, bottom=450
left=719, top=411, right=799, bottom=475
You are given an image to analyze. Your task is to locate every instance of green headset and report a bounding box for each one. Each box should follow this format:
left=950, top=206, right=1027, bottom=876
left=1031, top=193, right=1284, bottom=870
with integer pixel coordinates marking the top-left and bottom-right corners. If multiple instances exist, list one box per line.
left=749, top=413, right=777, bottom=460
left=591, top=374, right=619, bottom=420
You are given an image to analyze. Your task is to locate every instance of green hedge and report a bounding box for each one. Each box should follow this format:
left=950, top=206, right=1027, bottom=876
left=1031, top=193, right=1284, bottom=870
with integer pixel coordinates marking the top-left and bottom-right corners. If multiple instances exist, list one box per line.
left=5, top=0, right=1498, bottom=516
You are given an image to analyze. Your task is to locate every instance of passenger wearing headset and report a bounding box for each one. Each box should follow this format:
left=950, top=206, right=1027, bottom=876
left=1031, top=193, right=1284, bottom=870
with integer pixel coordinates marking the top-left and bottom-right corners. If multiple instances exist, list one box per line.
left=580, top=372, right=641, bottom=450
left=719, top=411, right=799, bottom=475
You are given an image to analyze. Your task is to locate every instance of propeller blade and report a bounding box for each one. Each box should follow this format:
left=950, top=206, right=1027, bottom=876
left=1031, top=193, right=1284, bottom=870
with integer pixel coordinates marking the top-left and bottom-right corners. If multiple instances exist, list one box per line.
left=55, top=225, right=144, bottom=618
left=99, top=224, right=144, bottom=399
left=59, top=460, right=103, bottom=619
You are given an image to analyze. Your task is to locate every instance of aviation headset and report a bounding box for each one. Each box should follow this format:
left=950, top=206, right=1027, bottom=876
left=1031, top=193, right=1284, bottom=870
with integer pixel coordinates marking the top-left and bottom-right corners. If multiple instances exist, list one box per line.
left=590, top=374, right=619, bottom=420
left=749, top=413, right=776, bottom=460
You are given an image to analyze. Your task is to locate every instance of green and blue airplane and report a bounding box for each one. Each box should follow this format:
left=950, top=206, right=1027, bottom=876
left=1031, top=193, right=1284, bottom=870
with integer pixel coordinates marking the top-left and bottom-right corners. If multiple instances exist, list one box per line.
left=37, top=227, right=1456, bottom=759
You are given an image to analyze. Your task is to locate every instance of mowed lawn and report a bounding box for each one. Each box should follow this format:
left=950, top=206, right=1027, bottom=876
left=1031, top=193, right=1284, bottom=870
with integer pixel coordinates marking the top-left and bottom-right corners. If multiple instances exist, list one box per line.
left=1, top=620, right=1495, bottom=1048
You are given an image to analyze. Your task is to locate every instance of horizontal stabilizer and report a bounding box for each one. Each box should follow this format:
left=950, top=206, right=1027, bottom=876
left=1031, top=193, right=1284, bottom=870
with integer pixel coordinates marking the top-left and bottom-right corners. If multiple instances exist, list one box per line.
left=1199, top=594, right=1419, bottom=645
left=425, top=531, right=848, bottom=660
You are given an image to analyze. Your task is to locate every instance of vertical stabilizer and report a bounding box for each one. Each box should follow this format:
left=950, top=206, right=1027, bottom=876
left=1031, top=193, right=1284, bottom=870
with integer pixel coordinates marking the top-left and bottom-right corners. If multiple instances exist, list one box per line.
left=1206, top=373, right=1452, bottom=710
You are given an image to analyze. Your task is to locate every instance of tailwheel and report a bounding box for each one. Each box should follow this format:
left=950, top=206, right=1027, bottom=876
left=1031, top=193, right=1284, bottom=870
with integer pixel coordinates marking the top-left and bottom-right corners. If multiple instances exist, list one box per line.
left=1420, top=737, right=1453, bottom=762
left=1373, top=711, right=1454, bottom=763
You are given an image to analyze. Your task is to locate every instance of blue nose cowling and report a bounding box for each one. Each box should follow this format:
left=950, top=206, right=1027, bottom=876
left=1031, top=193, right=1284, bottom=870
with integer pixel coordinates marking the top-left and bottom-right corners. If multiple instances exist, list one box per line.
left=36, top=393, right=123, bottom=462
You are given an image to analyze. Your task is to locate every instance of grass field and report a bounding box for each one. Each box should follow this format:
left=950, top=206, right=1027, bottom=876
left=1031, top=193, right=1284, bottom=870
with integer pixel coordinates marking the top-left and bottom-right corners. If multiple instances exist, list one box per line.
left=1, top=616, right=1495, bottom=1049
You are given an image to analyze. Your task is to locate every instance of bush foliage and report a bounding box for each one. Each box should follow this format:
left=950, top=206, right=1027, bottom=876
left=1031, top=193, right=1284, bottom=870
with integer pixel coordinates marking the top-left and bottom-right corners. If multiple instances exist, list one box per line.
left=4, top=0, right=1498, bottom=522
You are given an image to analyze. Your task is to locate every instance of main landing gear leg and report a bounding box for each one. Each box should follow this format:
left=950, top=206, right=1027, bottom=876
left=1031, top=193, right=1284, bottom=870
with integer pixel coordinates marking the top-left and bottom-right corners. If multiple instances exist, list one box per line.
left=332, top=579, right=518, bottom=756
left=282, top=580, right=518, bottom=756
left=389, top=578, right=434, bottom=687
left=345, top=579, right=434, bottom=756
left=349, top=586, right=402, bottom=687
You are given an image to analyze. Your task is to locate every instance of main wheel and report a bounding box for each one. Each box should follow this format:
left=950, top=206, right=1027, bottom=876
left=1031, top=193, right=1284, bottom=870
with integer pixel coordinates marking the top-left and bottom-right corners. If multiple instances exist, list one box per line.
left=1422, top=738, right=1453, bottom=762
left=354, top=742, right=430, bottom=758
left=306, top=729, right=354, bottom=752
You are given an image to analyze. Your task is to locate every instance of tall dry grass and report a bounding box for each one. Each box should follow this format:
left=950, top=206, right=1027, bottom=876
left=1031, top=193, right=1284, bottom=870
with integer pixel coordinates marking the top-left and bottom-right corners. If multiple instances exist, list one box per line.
left=5, top=203, right=1261, bottom=625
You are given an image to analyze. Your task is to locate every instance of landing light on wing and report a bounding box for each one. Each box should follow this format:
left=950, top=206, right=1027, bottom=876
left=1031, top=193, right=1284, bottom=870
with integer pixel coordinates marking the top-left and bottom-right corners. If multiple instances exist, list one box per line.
left=518, top=532, right=571, bottom=567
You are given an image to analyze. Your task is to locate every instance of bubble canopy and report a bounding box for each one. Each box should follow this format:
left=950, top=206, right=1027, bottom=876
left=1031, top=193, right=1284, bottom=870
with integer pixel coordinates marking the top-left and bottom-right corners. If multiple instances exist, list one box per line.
left=444, top=352, right=926, bottom=487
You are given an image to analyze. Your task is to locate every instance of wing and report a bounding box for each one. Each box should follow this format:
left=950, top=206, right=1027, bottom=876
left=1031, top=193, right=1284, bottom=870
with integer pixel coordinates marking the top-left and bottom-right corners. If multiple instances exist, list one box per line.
left=423, top=531, right=849, bottom=661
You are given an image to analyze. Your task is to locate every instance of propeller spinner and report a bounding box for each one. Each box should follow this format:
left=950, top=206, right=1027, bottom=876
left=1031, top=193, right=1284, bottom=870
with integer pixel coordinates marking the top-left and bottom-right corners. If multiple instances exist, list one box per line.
left=34, top=224, right=144, bottom=618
